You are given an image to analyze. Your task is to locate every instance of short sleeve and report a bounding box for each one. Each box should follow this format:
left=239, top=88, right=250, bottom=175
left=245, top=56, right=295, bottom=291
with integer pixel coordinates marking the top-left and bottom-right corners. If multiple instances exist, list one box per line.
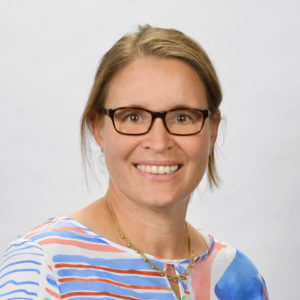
left=0, top=238, right=61, bottom=299
left=214, top=249, right=269, bottom=300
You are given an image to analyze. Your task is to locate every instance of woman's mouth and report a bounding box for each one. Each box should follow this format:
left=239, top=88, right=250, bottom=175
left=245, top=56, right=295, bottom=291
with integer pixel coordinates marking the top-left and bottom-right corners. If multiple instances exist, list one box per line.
left=136, top=164, right=180, bottom=175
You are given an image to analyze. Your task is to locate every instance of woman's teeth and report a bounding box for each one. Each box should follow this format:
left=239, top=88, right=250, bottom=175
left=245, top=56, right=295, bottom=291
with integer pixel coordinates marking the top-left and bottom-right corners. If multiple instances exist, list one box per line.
left=136, top=165, right=179, bottom=174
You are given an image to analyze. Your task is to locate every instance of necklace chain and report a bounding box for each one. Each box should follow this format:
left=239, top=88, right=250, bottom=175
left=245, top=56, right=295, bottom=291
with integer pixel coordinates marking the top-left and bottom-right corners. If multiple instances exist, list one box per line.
left=104, top=197, right=195, bottom=282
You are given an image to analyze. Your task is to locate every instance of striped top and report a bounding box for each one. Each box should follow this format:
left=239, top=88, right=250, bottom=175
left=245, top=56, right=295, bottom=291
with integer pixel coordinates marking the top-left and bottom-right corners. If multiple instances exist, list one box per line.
left=0, top=216, right=268, bottom=299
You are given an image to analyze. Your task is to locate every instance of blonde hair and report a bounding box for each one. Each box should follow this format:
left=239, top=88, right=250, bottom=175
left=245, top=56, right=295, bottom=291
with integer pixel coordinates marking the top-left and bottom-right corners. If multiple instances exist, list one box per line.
left=81, top=25, right=222, bottom=188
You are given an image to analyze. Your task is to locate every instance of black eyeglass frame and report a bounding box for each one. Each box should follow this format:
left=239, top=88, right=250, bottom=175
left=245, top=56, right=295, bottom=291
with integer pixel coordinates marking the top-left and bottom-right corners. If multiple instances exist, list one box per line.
left=102, top=106, right=211, bottom=136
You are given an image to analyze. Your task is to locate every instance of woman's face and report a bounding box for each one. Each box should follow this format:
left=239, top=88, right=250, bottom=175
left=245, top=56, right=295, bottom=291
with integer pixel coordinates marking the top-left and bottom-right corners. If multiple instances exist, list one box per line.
left=94, top=57, right=219, bottom=209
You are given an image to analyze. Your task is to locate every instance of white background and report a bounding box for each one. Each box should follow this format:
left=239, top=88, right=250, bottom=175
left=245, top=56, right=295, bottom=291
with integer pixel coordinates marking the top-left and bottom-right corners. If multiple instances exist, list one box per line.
left=0, top=0, right=299, bottom=298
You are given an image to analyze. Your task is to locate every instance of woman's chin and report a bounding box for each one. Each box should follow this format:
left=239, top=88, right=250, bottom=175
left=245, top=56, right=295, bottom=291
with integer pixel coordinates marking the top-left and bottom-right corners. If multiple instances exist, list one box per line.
left=134, top=194, right=188, bottom=211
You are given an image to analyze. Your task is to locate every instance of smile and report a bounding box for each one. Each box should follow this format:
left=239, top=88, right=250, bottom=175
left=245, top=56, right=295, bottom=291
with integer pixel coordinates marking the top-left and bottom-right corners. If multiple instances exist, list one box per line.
left=136, top=165, right=179, bottom=175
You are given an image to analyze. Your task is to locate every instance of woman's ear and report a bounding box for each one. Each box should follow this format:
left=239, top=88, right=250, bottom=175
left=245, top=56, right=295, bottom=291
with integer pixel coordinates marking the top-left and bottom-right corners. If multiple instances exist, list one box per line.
left=210, top=111, right=221, bottom=146
left=91, top=112, right=105, bottom=149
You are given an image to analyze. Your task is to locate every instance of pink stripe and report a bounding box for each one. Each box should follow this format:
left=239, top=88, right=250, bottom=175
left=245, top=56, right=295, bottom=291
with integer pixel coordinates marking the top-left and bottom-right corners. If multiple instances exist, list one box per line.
left=24, top=226, right=87, bottom=239
left=191, top=241, right=227, bottom=300
left=37, top=238, right=125, bottom=252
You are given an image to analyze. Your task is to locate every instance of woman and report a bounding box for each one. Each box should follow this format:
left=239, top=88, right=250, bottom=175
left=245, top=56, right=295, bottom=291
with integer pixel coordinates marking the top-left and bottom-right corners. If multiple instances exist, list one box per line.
left=0, top=25, right=268, bottom=299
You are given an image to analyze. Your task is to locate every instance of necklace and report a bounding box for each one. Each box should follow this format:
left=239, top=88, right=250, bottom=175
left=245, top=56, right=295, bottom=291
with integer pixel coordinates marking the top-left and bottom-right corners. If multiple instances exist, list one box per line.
left=104, top=197, right=195, bottom=282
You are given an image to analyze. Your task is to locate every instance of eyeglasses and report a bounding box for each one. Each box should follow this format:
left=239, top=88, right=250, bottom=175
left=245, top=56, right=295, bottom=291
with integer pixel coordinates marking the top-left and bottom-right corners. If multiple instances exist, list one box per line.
left=103, top=107, right=210, bottom=136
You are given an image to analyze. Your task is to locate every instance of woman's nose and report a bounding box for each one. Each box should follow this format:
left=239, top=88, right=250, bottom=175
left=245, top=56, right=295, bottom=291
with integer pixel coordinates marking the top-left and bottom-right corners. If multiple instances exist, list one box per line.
left=141, top=118, right=174, bottom=152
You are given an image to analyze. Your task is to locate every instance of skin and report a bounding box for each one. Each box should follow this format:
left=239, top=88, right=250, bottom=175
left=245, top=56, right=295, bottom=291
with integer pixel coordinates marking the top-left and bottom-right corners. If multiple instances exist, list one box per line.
left=70, top=57, right=220, bottom=297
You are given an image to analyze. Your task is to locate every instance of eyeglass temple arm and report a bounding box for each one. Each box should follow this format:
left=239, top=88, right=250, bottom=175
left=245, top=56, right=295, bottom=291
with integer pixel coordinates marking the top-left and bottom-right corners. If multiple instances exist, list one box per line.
left=102, top=108, right=114, bottom=118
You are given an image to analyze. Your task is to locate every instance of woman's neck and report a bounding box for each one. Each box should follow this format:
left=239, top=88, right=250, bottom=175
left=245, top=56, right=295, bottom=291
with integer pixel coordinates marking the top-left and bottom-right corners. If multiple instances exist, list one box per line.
left=105, top=184, right=190, bottom=259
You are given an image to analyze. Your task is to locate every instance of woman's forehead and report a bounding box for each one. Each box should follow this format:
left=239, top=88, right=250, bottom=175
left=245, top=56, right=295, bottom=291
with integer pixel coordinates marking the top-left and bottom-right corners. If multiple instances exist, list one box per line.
left=104, top=57, right=208, bottom=110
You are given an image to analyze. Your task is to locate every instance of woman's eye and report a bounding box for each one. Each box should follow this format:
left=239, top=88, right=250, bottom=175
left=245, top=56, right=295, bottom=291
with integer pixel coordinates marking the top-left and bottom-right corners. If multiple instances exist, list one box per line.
left=115, top=109, right=148, bottom=124
left=127, top=114, right=140, bottom=122
left=176, top=114, right=190, bottom=122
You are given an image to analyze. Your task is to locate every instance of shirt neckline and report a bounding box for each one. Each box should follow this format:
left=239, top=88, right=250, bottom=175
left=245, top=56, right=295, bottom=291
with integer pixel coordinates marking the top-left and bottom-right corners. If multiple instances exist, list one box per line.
left=54, top=215, right=214, bottom=265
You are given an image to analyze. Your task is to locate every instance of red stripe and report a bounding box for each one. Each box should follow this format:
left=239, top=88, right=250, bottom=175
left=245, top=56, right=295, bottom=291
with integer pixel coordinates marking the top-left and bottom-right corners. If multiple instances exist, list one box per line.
left=22, top=218, right=61, bottom=237
left=24, top=226, right=87, bottom=239
left=262, top=286, right=269, bottom=300
left=37, top=238, right=125, bottom=252
left=58, top=277, right=169, bottom=291
left=45, top=287, right=61, bottom=299
left=61, top=291, right=139, bottom=299
left=55, top=263, right=160, bottom=276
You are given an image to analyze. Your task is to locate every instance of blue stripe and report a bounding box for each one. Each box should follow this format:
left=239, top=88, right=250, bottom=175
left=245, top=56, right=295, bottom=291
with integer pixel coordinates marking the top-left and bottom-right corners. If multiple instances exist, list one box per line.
left=7, top=298, right=34, bottom=300
left=0, top=289, right=37, bottom=297
left=4, top=245, right=43, bottom=258
left=0, top=280, right=38, bottom=289
left=57, top=268, right=167, bottom=289
left=46, top=274, right=58, bottom=288
left=4, top=241, right=32, bottom=253
left=177, top=264, right=186, bottom=273
left=0, top=260, right=42, bottom=273
left=0, top=252, right=44, bottom=268
left=53, top=254, right=165, bottom=270
left=27, top=230, right=109, bottom=245
left=0, top=269, right=40, bottom=280
left=181, top=278, right=188, bottom=291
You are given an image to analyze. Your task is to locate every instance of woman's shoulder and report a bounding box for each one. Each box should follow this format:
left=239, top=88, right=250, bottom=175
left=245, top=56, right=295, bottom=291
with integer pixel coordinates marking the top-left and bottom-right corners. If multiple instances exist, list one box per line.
left=1, top=215, right=120, bottom=267
left=202, top=237, right=269, bottom=299
left=15, top=215, right=93, bottom=242
left=1, top=216, right=96, bottom=270
left=209, top=238, right=263, bottom=275
left=0, top=216, right=107, bottom=298
left=196, top=232, right=263, bottom=275
left=1, top=216, right=80, bottom=255
left=0, top=216, right=75, bottom=298
left=2, top=215, right=107, bottom=257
